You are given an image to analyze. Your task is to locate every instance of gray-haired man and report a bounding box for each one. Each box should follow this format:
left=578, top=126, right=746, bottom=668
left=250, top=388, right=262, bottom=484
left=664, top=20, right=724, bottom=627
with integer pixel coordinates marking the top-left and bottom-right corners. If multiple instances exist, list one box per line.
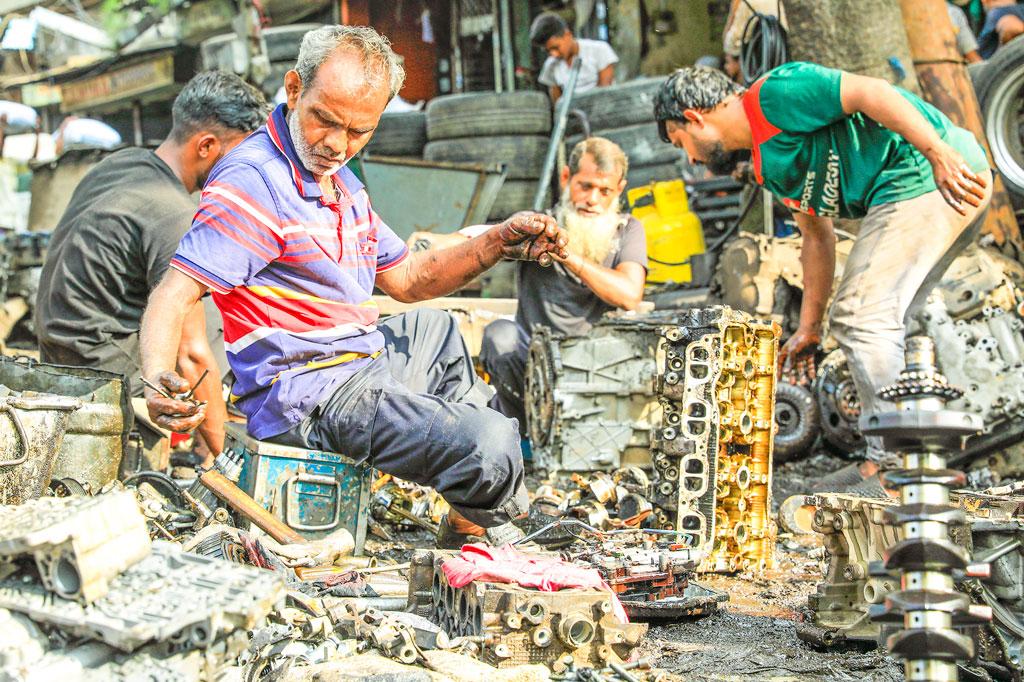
left=481, top=137, right=647, bottom=433
left=36, top=70, right=270, bottom=463
left=139, top=26, right=569, bottom=547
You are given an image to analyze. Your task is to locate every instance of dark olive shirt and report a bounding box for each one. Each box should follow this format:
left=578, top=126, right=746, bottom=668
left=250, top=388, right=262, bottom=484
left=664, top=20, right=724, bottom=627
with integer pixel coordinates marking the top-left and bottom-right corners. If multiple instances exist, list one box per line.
left=35, top=148, right=196, bottom=373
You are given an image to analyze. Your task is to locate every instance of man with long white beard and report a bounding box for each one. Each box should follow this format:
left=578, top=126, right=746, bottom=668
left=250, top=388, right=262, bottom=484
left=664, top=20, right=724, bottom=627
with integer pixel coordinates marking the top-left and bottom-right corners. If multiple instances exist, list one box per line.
left=480, top=137, right=648, bottom=433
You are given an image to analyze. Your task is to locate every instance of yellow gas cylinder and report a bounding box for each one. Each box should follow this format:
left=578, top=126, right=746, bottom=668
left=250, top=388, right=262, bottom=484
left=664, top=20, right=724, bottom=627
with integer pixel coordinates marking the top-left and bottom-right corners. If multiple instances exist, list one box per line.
left=627, top=179, right=705, bottom=284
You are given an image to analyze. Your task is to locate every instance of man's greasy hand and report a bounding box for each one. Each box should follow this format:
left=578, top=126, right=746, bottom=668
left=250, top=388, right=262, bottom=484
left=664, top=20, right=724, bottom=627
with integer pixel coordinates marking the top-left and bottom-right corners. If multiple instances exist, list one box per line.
left=778, top=327, right=821, bottom=382
left=927, top=141, right=987, bottom=216
left=145, top=371, right=207, bottom=433
left=495, top=213, right=568, bottom=266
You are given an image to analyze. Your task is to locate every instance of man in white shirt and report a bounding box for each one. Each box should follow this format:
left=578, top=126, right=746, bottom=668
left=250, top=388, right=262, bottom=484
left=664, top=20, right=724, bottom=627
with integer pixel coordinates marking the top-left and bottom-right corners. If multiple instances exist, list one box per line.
left=530, top=12, right=618, bottom=104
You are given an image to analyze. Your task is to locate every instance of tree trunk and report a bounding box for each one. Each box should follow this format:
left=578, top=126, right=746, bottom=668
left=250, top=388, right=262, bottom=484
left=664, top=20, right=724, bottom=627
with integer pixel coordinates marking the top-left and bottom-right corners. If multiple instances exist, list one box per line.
left=899, top=0, right=1023, bottom=258
left=782, top=0, right=919, bottom=92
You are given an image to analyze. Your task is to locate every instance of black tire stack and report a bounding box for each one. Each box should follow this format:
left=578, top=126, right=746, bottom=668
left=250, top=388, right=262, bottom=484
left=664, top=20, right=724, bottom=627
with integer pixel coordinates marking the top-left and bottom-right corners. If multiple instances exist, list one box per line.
left=566, top=77, right=690, bottom=189
left=363, top=111, right=428, bottom=158
left=424, top=91, right=553, bottom=220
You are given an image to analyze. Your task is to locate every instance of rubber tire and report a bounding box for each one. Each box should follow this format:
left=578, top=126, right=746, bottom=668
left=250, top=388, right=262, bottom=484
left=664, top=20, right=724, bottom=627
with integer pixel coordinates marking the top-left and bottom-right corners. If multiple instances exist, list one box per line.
left=426, top=91, right=552, bottom=141
left=264, top=23, right=319, bottom=62
left=570, top=76, right=667, bottom=131
left=424, top=136, right=549, bottom=181
left=967, top=60, right=988, bottom=93
left=487, top=179, right=550, bottom=221
left=626, top=161, right=687, bottom=189
left=568, top=122, right=684, bottom=168
left=773, top=382, right=821, bottom=463
left=975, top=36, right=1024, bottom=200
left=364, top=111, right=427, bottom=157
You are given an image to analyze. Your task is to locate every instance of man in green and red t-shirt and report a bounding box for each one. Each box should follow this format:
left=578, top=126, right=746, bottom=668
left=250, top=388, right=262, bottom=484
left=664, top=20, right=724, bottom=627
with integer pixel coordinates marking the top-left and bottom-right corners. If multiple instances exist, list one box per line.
left=654, top=62, right=992, bottom=464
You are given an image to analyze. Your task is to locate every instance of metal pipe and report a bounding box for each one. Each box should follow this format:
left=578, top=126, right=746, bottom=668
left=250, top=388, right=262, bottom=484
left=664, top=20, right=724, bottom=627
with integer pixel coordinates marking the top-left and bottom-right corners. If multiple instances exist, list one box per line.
left=533, top=58, right=582, bottom=211
left=498, top=0, right=515, bottom=91
left=199, top=467, right=305, bottom=545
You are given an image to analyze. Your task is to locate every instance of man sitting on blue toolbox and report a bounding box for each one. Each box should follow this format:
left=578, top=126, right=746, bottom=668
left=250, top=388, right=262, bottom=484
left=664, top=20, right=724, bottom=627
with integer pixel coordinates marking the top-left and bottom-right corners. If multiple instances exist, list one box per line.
left=137, top=26, right=568, bottom=548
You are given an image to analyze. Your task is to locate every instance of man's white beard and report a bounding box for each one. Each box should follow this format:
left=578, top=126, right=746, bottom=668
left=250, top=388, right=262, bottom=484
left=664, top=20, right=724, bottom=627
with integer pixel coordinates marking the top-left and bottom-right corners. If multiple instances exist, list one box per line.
left=288, top=109, right=348, bottom=176
left=555, top=193, right=623, bottom=264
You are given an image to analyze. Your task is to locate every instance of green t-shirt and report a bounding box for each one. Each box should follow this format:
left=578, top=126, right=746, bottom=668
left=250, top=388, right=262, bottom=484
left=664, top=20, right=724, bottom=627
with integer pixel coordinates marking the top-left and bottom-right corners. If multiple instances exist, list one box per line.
left=743, top=62, right=989, bottom=219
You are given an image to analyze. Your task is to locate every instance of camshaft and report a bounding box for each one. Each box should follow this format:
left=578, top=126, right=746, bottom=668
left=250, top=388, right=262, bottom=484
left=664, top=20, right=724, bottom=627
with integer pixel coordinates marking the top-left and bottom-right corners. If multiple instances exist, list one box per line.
left=861, top=336, right=990, bottom=682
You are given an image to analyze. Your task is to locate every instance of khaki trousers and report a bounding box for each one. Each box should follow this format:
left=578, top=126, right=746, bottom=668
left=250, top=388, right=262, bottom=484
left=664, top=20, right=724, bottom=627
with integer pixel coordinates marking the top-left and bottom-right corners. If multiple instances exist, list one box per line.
left=828, top=180, right=993, bottom=460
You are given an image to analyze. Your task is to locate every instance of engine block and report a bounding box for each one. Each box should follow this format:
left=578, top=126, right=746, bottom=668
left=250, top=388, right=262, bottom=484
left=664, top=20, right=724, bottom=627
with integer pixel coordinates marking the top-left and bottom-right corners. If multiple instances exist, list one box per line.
left=525, top=307, right=780, bottom=572
left=802, top=490, right=1024, bottom=677
left=653, top=307, right=780, bottom=572
left=406, top=549, right=646, bottom=669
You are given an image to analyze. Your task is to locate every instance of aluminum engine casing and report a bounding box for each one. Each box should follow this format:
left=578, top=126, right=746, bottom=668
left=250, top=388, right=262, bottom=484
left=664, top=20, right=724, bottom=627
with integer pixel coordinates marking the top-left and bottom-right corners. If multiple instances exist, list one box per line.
left=803, top=490, right=1024, bottom=676
left=526, top=316, right=665, bottom=472
left=0, top=491, right=150, bottom=604
left=407, top=549, right=646, bottom=668
left=914, top=248, right=1024, bottom=448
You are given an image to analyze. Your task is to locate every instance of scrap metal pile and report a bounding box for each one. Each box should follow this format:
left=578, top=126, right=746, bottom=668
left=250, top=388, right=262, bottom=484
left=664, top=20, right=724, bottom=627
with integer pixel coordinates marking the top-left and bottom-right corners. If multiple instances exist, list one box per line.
left=525, top=306, right=780, bottom=574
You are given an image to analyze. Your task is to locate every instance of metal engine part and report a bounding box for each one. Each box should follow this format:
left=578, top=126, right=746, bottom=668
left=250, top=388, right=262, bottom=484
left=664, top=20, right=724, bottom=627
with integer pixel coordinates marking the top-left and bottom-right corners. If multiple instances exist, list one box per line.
left=801, top=492, right=903, bottom=646
left=0, top=356, right=129, bottom=490
left=0, top=540, right=284, bottom=653
left=0, top=231, right=49, bottom=343
left=0, top=491, right=150, bottom=604
left=0, top=389, right=81, bottom=504
left=913, top=248, right=1024, bottom=463
left=559, top=541, right=728, bottom=620
left=712, top=233, right=854, bottom=339
left=0, top=605, right=240, bottom=682
left=860, top=336, right=988, bottom=682
left=407, top=549, right=646, bottom=668
left=803, top=489, right=1024, bottom=679
left=526, top=316, right=665, bottom=471
left=525, top=306, right=780, bottom=574
left=655, top=306, right=780, bottom=573
left=812, top=349, right=866, bottom=456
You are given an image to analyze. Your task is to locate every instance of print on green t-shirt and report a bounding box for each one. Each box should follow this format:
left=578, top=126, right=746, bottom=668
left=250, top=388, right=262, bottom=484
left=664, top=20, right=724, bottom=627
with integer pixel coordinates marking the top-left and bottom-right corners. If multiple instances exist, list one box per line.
left=743, top=62, right=989, bottom=220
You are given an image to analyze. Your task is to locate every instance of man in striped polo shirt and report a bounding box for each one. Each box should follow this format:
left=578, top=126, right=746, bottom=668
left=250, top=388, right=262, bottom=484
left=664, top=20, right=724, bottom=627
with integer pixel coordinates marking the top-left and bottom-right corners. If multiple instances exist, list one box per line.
left=139, top=26, right=567, bottom=547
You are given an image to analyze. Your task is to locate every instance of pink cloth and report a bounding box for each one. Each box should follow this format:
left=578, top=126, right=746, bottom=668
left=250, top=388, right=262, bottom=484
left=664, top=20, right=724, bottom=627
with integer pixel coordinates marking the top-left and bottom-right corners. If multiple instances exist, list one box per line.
left=441, top=543, right=628, bottom=621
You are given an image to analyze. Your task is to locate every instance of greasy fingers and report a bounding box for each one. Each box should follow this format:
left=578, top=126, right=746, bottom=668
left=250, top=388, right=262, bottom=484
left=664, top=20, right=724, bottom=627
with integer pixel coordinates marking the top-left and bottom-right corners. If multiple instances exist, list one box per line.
left=147, top=394, right=206, bottom=432
left=145, top=370, right=206, bottom=433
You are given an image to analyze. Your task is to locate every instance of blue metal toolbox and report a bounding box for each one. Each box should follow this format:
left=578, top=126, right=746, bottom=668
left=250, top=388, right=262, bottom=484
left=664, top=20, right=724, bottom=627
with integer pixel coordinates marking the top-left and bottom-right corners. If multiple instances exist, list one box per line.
left=224, top=424, right=370, bottom=554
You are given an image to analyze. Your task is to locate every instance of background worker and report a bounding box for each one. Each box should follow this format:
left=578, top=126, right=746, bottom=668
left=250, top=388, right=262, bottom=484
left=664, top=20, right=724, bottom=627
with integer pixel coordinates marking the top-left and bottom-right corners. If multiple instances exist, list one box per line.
left=480, top=137, right=647, bottom=433
left=654, top=63, right=991, bottom=474
left=36, top=71, right=269, bottom=462
left=140, top=26, right=568, bottom=548
left=948, top=1, right=984, bottom=63
left=530, top=12, right=618, bottom=104
left=978, top=0, right=1024, bottom=58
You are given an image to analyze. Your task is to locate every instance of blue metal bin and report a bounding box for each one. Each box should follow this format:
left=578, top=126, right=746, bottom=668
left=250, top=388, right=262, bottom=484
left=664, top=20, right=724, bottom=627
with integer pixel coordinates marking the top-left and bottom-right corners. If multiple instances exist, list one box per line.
left=224, top=424, right=370, bottom=554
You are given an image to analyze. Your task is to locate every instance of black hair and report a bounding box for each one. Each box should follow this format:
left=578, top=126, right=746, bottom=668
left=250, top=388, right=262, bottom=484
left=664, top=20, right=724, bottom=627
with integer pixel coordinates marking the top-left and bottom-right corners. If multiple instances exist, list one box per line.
left=529, top=12, right=570, bottom=46
left=654, top=66, right=745, bottom=142
left=170, top=70, right=270, bottom=143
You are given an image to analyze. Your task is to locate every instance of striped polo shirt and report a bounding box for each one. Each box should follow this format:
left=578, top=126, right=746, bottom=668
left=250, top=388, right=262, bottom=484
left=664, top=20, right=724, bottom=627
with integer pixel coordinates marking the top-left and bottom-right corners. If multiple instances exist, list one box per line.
left=171, top=104, right=408, bottom=439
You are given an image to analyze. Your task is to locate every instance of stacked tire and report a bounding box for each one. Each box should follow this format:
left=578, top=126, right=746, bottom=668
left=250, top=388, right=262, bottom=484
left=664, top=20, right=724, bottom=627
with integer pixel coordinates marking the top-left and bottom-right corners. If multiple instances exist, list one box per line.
left=971, top=36, right=1024, bottom=206
left=363, top=111, right=427, bottom=158
left=566, top=77, right=690, bottom=189
left=424, top=92, right=553, bottom=220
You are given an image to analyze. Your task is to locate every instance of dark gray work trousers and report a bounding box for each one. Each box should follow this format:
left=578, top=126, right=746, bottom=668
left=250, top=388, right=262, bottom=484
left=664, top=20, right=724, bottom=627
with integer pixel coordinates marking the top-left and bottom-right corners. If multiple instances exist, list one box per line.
left=276, top=308, right=529, bottom=528
left=479, top=319, right=530, bottom=437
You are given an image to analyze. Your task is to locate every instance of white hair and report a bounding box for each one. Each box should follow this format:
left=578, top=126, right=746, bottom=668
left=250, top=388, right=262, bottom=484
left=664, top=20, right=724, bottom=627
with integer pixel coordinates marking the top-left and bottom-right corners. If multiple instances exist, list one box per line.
left=294, top=25, right=406, bottom=98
